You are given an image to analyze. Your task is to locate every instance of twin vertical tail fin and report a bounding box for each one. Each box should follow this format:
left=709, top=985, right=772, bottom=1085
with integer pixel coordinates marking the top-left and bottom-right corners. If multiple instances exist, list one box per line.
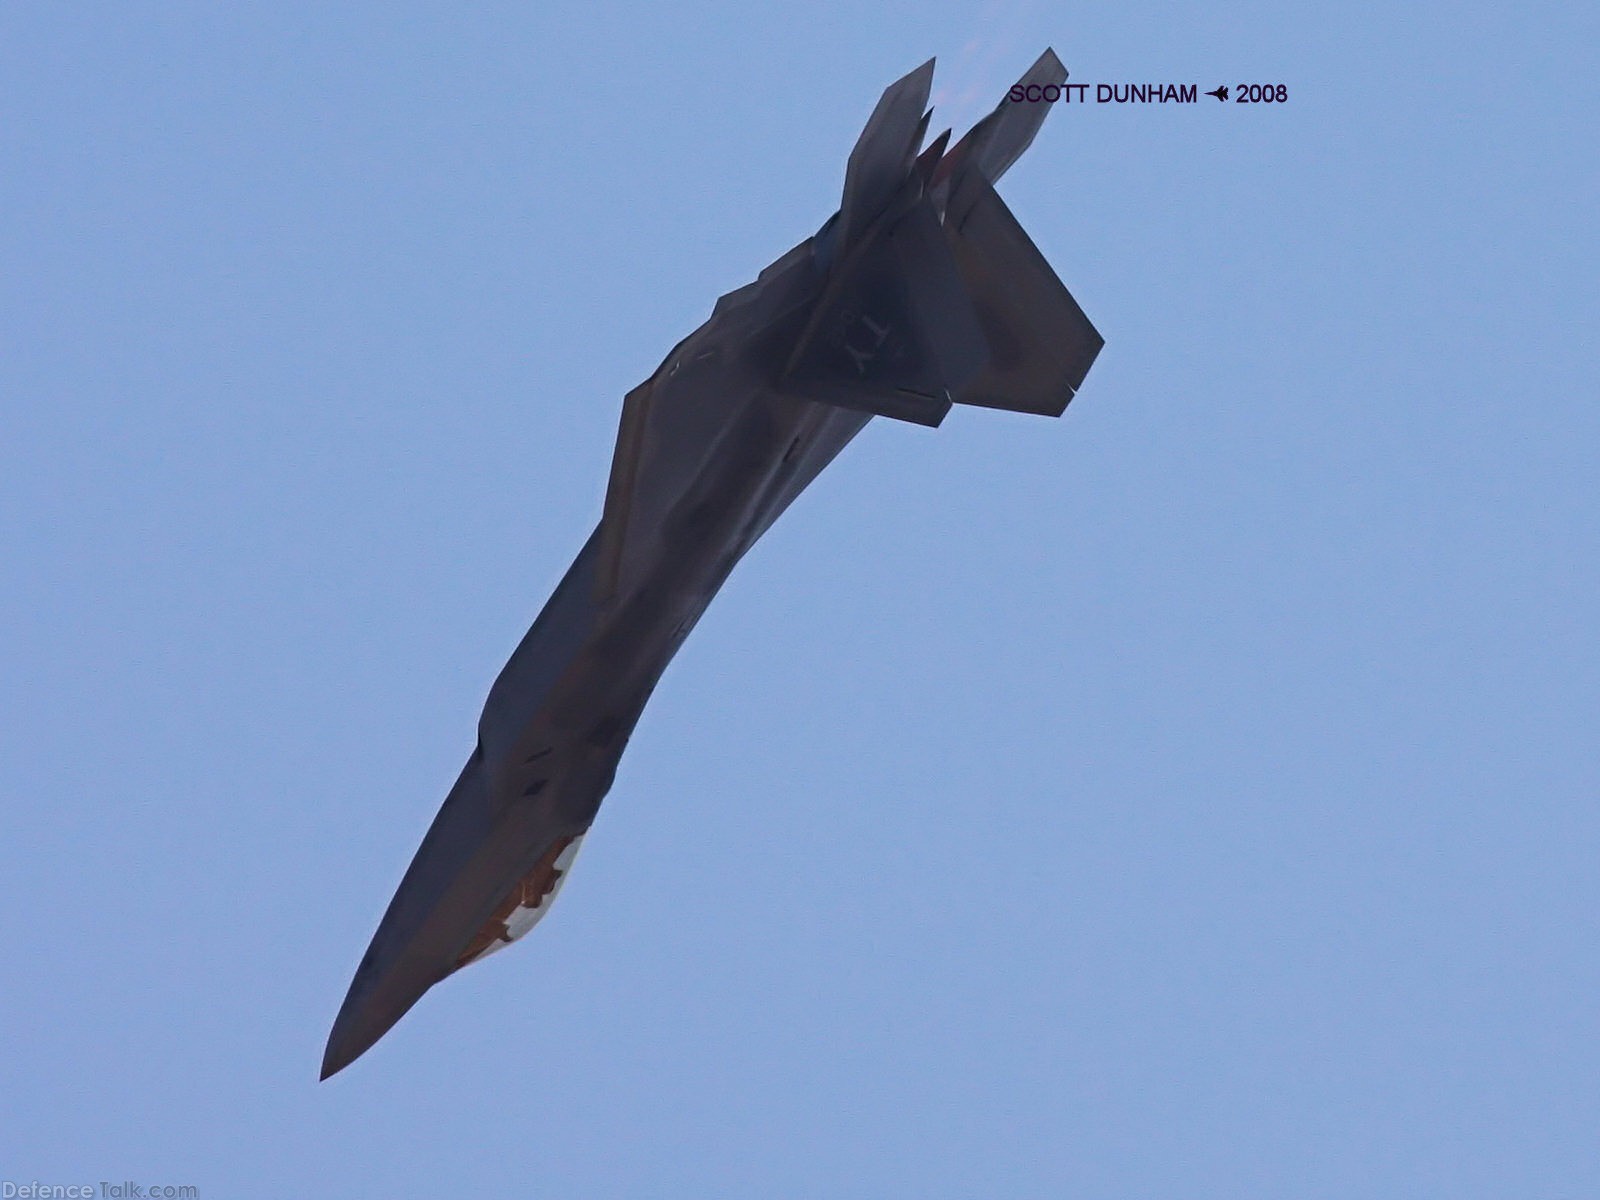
left=936, top=47, right=1068, bottom=191
left=837, top=58, right=935, bottom=245
left=781, top=48, right=1102, bottom=427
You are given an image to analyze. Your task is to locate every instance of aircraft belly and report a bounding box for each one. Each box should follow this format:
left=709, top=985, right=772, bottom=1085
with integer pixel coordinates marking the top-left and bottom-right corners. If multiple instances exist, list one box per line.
left=326, top=46, right=1100, bottom=1079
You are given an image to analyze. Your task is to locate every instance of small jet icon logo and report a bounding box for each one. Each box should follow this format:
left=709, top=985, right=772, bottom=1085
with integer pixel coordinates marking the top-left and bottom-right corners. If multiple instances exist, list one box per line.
left=1205, top=85, right=1229, bottom=101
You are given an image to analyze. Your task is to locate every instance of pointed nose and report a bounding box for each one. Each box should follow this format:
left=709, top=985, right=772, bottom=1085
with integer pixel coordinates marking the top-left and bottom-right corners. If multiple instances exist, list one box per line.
left=320, top=998, right=391, bottom=1080
left=320, top=950, right=447, bottom=1080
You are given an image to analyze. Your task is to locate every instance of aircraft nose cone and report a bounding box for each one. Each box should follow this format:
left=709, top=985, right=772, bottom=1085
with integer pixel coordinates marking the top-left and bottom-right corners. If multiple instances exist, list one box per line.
left=320, top=947, right=446, bottom=1080
left=320, top=994, right=386, bottom=1080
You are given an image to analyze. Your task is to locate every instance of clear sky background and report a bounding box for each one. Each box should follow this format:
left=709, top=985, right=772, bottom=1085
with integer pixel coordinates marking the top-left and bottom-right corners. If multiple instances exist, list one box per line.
left=3, top=1, right=1596, bottom=1196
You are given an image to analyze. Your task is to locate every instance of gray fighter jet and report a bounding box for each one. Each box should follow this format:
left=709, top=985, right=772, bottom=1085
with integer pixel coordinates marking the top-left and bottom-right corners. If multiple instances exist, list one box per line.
left=322, top=48, right=1102, bottom=1079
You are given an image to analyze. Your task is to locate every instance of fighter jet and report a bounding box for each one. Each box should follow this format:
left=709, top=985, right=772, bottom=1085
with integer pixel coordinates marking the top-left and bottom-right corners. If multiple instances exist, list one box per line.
left=322, top=47, right=1102, bottom=1079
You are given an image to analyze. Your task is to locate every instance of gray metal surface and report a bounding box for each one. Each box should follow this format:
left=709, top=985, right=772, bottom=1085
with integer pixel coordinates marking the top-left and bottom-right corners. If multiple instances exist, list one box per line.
left=322, top=47, right=1104, bottom=1080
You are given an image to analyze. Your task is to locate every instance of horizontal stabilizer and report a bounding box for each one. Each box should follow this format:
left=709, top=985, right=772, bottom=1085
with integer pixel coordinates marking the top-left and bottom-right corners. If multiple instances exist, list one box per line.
left=783, top=194, right=986, bottom=427
left=942, top=168, right=1102, bottom=416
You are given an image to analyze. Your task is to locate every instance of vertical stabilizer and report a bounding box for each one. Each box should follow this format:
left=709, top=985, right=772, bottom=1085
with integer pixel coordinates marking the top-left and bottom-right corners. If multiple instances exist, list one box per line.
left=936, top=47, right=1066, bottom=193
left=840, top=59, right=935, bottom=242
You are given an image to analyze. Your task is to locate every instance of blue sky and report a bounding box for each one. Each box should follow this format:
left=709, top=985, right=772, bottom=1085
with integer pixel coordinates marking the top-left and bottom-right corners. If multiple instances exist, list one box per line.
left=3, top=1, right=1596, bottom=1195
